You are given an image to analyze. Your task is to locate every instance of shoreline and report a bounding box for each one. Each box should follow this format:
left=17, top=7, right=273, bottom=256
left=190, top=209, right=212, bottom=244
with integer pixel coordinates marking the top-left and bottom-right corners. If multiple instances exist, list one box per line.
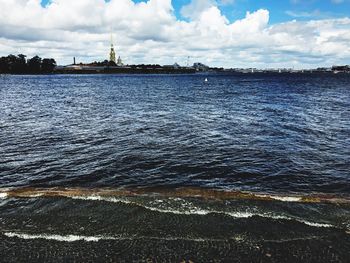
left=1, top=70, right=350, bottom=76
left=1, top=186, right=349, bottom=204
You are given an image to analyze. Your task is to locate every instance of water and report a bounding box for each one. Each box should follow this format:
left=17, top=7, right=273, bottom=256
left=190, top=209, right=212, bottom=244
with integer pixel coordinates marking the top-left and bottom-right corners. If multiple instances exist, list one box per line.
left=0, top=73, right=349, bottom=262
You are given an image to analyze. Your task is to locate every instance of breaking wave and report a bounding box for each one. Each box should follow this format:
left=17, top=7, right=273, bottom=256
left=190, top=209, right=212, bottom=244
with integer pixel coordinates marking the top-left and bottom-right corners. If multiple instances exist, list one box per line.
left=0, top=187, right=345, bottom=230
left=4, top=232, right=107, bottom=242
left=3, top=232, right=233, bottom=243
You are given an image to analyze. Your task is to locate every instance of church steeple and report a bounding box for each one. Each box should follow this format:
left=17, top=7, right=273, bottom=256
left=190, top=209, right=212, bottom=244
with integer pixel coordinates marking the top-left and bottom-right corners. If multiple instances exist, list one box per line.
left=109, top=34, right=116, bottom=63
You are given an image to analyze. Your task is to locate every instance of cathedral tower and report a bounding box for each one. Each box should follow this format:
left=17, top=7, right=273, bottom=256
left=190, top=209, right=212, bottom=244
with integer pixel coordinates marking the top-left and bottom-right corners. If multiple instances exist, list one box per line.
left=110, top=44, right=116, bottom=63
left=109, top=34, right=116, bottom=63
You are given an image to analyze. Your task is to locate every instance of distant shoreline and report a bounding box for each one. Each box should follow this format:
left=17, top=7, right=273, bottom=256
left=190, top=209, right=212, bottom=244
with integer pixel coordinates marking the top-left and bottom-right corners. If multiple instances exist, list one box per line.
left=2, top=54, right=349, bottom=75
left=54, top=66, right=197, bottom=75
left=1, top=71, right=350, bottom=76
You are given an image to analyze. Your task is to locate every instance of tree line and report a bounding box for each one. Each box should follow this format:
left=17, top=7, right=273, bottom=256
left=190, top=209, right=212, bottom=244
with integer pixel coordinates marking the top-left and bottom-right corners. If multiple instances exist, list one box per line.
left=0, top=54, right=56, bottom=74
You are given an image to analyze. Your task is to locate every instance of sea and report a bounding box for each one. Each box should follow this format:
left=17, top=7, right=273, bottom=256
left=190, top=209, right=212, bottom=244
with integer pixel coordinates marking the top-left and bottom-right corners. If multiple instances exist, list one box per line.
left=0, top=73, right=349, bottom=262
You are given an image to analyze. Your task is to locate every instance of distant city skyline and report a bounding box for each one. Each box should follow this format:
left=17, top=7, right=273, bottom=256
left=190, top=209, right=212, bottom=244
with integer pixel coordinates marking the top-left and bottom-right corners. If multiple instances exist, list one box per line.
left=1, top=0, right=350, bottom=68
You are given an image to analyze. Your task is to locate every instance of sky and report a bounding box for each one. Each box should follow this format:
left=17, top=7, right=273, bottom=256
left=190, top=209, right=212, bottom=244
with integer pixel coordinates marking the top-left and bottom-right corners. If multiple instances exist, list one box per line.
left=1, top=0, right=350, bottom=68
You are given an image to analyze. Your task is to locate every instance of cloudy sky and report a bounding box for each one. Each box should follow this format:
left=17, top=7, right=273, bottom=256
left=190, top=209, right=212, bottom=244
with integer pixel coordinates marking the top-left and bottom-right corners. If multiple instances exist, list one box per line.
left=1, top=0, right=350, bottom=68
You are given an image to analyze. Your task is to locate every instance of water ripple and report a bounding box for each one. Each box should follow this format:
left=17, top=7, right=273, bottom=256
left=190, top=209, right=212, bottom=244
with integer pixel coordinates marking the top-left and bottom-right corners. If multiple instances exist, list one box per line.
left=0, top=74, right=349, bottom=194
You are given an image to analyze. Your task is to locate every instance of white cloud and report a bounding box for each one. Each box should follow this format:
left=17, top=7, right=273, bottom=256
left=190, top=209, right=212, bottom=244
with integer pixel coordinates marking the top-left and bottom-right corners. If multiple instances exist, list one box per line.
left=180, top=0, right=215, bottom=20
left=0, top=0, right=349, bottom=68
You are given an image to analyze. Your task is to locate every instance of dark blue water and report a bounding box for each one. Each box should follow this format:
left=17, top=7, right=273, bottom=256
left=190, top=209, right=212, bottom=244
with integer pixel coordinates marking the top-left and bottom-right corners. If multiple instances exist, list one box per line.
left=1, top=73, right=350, bottom=262
left=1, top=74, right=349, bottom=193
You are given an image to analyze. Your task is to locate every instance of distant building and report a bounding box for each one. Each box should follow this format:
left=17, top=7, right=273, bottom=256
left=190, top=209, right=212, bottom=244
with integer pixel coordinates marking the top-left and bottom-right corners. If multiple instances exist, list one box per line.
left=110, top=43, right=116, bottom=63
left=117, top=56, right=123, bottom=66
left=332, top=65, right=350, bottom=73
left=193, top=62, right=209, bottom=71
left=109, top=35, right=124, bottom=66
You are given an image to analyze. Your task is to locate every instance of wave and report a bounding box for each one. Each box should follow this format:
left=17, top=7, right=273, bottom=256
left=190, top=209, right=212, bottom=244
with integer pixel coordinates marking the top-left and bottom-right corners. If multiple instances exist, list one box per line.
left=255, top=194, right=302, bottom=202
left=6, top=231, right=341, bottom=245
left=2, top=232, right=234, bottom=243
left=4, top=232, right=105, bottom=242
left=67, top=194, right=336, bottom=229
left=0, top=187, right=344, bottom=230
left=301, top=221, right=334, bottom=228
left=0, top=187, right=349, bottom=204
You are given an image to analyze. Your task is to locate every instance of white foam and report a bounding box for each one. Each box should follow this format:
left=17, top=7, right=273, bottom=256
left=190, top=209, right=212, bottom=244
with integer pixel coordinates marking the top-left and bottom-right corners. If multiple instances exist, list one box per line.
left=227, top=212, right=255, bottom=218
left=144, top=206, right=210, bottom=216
left=3, top=232, right=233, bottom=243
left=256, top=194, right=302, bottom=202
left=27, top=194, right=44, bottom=198
left=71, top=195, right=210, bottom=216
left=0, top=192, right=44, bottom=199
left=70, top=195, right=133, bottom=205
left=259, top=214, right=333, bottom=228
left=4, top=232, right=107, bottom=242
left=270, top=196, right=302, bottom=202
left=66, top=195, right=335, bottom=229
left=141, top=207, right=334, bottom=228
left=300, top=221, right=333, bottom=228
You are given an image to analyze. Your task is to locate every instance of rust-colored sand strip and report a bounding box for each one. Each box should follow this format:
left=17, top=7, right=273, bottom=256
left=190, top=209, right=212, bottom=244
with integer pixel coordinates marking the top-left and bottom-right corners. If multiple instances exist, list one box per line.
left=0, top=187, right=349, bottom=204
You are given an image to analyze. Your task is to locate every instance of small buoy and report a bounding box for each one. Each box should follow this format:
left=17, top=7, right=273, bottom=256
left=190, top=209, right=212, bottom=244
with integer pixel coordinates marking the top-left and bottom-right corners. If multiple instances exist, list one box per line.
left=205, top=78, right=208, bottom=82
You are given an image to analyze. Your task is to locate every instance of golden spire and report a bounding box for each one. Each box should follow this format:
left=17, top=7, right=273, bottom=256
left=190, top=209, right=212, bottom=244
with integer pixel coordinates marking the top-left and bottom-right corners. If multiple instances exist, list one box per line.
left=109, top=33, right=116, bottom=63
